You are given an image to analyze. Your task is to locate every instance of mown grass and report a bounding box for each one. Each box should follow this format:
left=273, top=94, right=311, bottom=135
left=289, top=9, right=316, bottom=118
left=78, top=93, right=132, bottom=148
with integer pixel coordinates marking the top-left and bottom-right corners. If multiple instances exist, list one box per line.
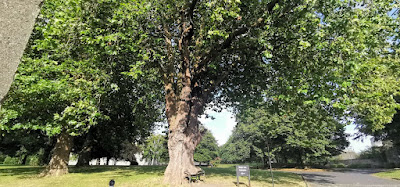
left=0, top=164, right=305, bottom=187
left=374, top=169, right=400, bottom=180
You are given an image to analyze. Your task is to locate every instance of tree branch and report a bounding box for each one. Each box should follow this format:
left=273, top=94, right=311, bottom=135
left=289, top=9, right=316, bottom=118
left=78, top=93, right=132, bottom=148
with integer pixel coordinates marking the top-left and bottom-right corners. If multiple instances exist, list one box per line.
left=188, top=0, right=198, bottom=19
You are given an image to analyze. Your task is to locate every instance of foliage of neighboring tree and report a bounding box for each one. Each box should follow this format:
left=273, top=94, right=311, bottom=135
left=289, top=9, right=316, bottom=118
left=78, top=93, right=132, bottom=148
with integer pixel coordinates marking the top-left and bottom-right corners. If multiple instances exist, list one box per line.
left=0, top=0, right=156, bottom=176
left=365, top=98, right=400, bottom=164
left=140, top=134, right=169, bottom=165
left=0, top=130, right=52, bottom=165
left=194, top=130, right=219, bottom=164
left=220, top=104, right=348, bottom=168
left=74, top=40, right=164, bottom=166
left=350, top=7, right=400, bottom=133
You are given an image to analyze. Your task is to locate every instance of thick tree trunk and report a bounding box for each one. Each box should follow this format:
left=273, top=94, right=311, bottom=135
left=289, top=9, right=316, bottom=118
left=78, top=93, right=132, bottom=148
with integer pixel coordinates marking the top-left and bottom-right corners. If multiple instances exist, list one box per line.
left=162, top=4, right=205, bottom=184
left=297, top=151, right=305, bottom=169
left=76, top=133, right=93, bottom=167
left=42, top=131, right=73, bottom=176
left=163, top=129, right=202, bottom=184
left=163, top=96, right=204, bottom=185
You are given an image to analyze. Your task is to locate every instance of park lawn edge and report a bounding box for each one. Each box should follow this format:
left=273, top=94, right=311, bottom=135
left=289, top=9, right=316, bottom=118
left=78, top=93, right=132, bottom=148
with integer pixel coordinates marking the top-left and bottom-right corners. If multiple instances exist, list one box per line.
left=373, top=169, right=400, bottom=180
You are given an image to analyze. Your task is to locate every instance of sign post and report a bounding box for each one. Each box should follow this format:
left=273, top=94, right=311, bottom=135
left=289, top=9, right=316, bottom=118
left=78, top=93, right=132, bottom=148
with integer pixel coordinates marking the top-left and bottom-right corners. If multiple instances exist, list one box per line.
left=236, top=165, right=250, bottom=186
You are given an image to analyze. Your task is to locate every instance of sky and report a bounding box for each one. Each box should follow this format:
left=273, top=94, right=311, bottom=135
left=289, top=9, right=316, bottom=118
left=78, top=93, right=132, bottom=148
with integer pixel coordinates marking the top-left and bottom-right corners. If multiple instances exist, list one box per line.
left=199, top=109, right=373, bottom=153
left=198, top=109, right=237, bottom=146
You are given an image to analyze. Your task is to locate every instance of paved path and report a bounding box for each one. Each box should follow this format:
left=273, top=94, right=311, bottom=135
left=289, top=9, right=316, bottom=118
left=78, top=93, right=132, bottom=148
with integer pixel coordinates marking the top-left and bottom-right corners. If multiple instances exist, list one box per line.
left=293, top=169, right=400, bottom=187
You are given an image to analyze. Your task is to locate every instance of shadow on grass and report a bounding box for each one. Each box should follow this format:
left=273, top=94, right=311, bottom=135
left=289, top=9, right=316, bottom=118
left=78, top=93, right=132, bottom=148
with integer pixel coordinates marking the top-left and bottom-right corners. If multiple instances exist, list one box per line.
left=0, top=165, right=166, bottom=179
left=232, top=181, right=249, bottom=187
left=202, top=166, right=302, bottom=186
left=69, top=165, right=166, bottom=176
left=0, top=165, right=43, bottom=179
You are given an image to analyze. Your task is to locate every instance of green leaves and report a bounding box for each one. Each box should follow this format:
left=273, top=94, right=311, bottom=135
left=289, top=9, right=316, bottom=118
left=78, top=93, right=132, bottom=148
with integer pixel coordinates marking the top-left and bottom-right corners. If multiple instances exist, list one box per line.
left=221, top=104, right=348, bottom=165
left=194, top=130, right=219, bottom=163
left=140, top=134, right=169, bottom=163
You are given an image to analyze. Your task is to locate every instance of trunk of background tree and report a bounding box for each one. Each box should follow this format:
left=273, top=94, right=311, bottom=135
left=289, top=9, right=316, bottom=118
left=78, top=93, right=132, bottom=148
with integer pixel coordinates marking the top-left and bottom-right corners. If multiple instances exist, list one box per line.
left=21, top=154, right=28, bottom=165
left=262, top=154, right=267, bottom=169
left=297, top=151, right=305, bottom=169
left=42, top=130, right=73, bottom=176
left=41, top=141, right=54, bottom=165
left=76, top=134, right=93, bottom=167
left=76, top=146, right=91, bottom=167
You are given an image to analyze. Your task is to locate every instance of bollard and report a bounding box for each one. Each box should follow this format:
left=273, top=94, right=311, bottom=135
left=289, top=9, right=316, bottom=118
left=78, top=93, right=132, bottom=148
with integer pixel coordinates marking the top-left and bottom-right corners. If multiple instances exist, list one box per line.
left=109, top=179, right=115, bottom=187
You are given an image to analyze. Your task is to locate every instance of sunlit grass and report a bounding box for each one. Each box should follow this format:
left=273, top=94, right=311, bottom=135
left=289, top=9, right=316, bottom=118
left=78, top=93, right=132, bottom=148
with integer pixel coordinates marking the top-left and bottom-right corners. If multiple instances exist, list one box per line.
left=0, top=164, right=305, bottom=187
left=374, top=169, right=400, bottom=180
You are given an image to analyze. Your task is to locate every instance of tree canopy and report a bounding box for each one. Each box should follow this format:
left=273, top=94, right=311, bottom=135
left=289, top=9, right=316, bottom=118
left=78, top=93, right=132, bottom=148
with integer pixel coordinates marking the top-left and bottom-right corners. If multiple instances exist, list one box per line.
left=220, top=104, right=348, bottom=167
left=0, top=0, right=398, bottom=184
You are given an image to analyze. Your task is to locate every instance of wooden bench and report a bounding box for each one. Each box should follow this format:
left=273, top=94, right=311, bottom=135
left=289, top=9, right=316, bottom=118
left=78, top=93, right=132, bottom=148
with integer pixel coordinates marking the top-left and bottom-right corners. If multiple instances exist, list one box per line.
left=185, top=169, right=205, bottom=183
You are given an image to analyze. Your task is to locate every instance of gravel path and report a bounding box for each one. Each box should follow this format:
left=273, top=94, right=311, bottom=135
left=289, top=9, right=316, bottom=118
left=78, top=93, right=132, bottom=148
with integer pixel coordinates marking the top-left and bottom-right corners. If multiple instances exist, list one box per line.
left=293, top=169, right=400, bottom=187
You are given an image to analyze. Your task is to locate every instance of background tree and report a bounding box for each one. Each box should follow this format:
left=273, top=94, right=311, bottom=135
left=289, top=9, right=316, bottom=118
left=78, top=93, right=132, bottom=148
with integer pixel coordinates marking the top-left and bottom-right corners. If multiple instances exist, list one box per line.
left=0, top=0, right=151, bottom=176
left=74, top=43, right=164, bottom=166
left=140, top=134, right=169, bottom=165
left=0, top=130, right=52, bottom=165
left=364, top=97, right=400, bottom=164
left=194, top=130, right=219, bottom=165
left=220, top=104, right=348, bottom=168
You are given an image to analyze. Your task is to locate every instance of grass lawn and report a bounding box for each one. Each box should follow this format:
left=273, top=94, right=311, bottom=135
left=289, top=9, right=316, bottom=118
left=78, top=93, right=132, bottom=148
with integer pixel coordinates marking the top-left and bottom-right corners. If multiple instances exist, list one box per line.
left=0, top=164, right=305, bottom=187
left=374, top=169, right=400, bottom=180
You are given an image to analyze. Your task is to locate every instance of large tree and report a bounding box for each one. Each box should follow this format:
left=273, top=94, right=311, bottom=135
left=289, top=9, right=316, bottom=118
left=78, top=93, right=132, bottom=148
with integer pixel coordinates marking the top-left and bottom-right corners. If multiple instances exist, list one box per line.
left=0, top=0, right=153, bottom=176
left=124, top=0, right=399, bottom=184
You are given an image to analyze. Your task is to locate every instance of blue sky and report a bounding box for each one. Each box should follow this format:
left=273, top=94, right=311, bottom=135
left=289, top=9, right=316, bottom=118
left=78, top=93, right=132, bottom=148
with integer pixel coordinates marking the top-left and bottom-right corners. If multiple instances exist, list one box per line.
left=200, top=109, right=372, bottom=153
left=199, top=109, right=237, bottom=146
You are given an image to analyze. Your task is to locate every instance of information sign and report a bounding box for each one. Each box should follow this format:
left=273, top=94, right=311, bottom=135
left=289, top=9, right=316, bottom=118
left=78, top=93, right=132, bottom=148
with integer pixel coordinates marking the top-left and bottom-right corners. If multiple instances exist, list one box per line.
left=236, top=165, right=250, bottom=186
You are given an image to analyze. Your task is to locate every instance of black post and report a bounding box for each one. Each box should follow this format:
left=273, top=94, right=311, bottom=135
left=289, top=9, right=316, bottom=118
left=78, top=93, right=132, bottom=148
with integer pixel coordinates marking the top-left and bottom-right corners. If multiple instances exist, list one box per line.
left=267, top=140, right=274, bottom=187
left=109, top=179, right=115, bottom=187
left=248, top=171, right=251, bottom=187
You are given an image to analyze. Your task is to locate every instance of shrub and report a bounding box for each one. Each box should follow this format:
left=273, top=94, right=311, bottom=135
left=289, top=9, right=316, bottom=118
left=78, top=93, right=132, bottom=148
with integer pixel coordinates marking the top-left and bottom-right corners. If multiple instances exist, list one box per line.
left=383, top=162, right=396, bottom=169
left=0, top=154, right=6, bottom=164
left=27, top=155, right=40, bottom=166
left=210, top=157, right=222, bottom=167
left=359, top=146, right=386, bottom=161
left=348, top=163, right=372, bottom=168
left=3, top=156, right=21, bottom=165
left=336, top=163, right=347, bottom=168
left=329, top=163, right=347, bottom=168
